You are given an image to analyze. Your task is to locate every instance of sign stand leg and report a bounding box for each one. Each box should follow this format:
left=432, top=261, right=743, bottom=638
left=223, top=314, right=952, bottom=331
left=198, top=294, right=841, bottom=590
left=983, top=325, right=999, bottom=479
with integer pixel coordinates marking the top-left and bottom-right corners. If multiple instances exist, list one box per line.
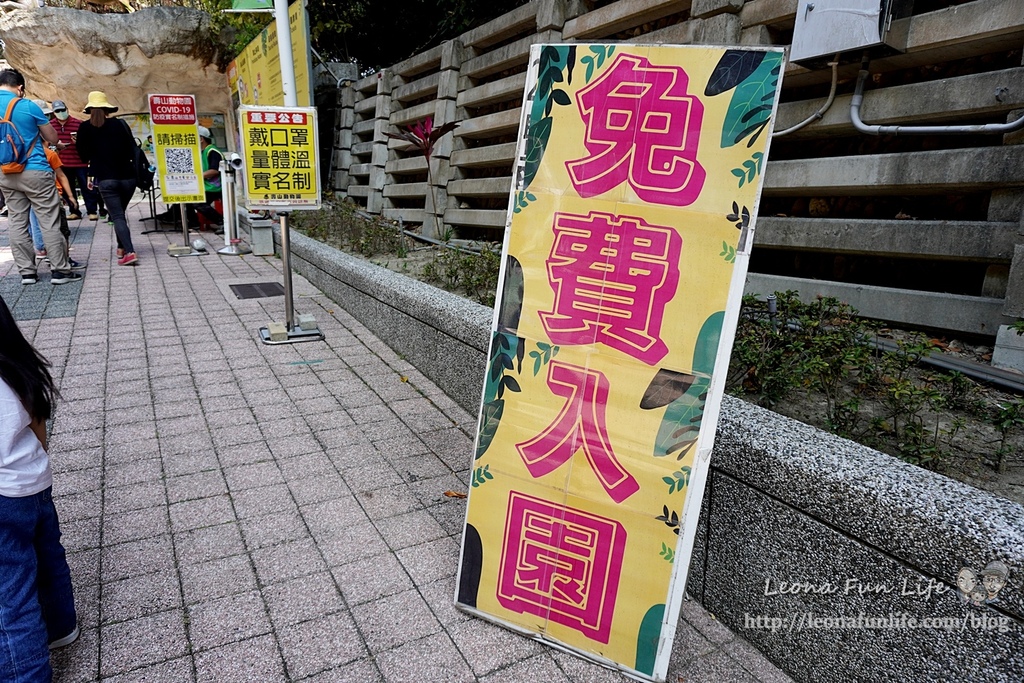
left=259, top=211, right=324, bottom=344
left=168, top=202, right=207, bottom=258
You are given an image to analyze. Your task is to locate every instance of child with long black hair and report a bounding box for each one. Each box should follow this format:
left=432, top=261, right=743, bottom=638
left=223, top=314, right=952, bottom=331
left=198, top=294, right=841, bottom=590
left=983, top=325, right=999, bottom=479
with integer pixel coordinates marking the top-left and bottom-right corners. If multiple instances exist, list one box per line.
left=0, top=294, right=77, bottom=682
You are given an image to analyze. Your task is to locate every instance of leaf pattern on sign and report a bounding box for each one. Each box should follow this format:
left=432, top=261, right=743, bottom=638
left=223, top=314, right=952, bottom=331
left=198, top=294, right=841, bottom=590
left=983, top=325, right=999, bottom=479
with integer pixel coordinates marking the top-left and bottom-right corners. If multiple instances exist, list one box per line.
left=475, top=399, right=504, bottom=460
left=659, top=542, right=675, bottom=563
left=522, top=45, right=576, bottom=191
left=719, top=52, right=782, bottom=149
left=639, top=369, right=697, bottom=410
left=730, top=151, right=764, bottom=188
left=704, top=50, right=767, bottom=97
left=655, top=504, right=680, bottom=535
left=471, top=464, right=494, bottom=487
left=527, top=341, right=559, bottom=376
left=653, top=376, right=709, bottom=459
left=662, top=466, right=691, bottom=494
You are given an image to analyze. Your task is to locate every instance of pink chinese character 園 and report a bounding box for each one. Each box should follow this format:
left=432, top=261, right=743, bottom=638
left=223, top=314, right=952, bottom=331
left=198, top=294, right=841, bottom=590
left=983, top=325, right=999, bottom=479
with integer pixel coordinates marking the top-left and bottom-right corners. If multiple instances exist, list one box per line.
left=566, top=53, right=705, bottom=207
left=540, top=211, right=681, bottom=365
left=497, top=492, right=627, bottom=644
left=516, top=360, right=639, bottom=504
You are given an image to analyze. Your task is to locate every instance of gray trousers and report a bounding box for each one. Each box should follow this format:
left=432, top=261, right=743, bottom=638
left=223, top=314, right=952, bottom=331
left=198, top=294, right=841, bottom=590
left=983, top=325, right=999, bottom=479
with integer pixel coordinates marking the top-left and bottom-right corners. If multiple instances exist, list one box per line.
left=0, top=170, right=70, bottom=274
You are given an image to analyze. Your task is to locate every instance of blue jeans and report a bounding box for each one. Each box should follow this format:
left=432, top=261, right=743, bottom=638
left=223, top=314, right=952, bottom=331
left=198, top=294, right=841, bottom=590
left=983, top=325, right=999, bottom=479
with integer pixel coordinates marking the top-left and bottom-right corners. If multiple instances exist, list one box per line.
left=0, top=487, right=76, bottom=683
left=28, top=209, right=44, bottom=252
left=97, top=178, right=136, bottom=254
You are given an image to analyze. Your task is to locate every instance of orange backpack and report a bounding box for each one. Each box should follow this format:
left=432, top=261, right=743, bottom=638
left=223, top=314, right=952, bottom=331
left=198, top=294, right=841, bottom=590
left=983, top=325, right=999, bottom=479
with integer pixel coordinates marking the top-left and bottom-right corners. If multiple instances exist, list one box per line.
left=0, top=97, right=40, bottom=174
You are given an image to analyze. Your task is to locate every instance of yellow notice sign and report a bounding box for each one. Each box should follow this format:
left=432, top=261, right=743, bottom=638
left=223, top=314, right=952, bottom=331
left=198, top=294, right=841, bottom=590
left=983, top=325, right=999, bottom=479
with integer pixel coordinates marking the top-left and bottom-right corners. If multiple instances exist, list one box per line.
left=456, top=44, right=785, bottom=682
left=238, top=106, right=320, bottom=209
left=148, top=94, right=204, bottom=204
left=227, top=0, right=311, bottom=107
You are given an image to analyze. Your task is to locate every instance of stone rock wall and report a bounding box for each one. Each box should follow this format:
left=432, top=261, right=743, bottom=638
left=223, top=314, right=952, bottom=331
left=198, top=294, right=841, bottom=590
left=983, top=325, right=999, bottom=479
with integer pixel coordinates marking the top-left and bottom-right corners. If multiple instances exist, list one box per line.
left=0, top=6, right=230, bottom=114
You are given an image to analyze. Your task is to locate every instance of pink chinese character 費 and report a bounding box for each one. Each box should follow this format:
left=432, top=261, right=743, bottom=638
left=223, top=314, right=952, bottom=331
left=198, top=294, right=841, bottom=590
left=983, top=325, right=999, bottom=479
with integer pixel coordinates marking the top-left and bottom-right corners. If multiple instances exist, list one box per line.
left=516, top=360, right=639, bottom=504
left=497, top=492, right=626, bottom=644
left=566, top=53, right=706, bottom=206
left=540, top=211, right=681, bottom=365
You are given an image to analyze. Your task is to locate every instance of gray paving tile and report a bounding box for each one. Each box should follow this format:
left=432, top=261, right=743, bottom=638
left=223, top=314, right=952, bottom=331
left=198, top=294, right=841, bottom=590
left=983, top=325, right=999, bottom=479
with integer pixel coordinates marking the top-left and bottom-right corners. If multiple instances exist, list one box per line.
left=395, top=536, right=460, bottom=585
left=101, top=535, right=175, bottom=582
left=224, top=460, right=285, bottom=490
left=102, top=508, right=168, bottom=546
left=231, top=483, right=297, bottom=519
left=332, top=551, right=413, bottom=605
left=170, top=494, right=236, bottom=532
left=188, top=589, right=273, bottom=651
left=252, top=538, right=328, bottom=585
left=54, top=488, right=101, bottom=522
left=299, top=658, right=382, bottom=682
left=680, top=598, right=737, bottom=645
left=419, top=577, right=472, bottom=627
left=240, top=509, right=309, bottom=550
left=98, top=656, right=196, bottom=683
left=480, top=653, right=570, bottom=683
left=50, top=625, right=98, bottom=683
left=278, top=611, right=367, bottom=679
left=351, top=589, right=442, bottom=654
left=167, top=470, right=228, bottom=503
left=174, top=522, right=247, bottom=565
left=722, top=637, right=797, bottom=683
left=448, top=617, right=546, bottom=676
left=551, top=651, right=632, bottom=682
left=103, top=481, right=167, bottom=514
left=181, top=553, right=259, bottom=604
left=374, top=632, right=474, bottom=683
left=315, top=519, right=390, bottom=567
left=668, top=649, right=760, bottom=683
left=216, top=440, right=274, bottom=467
left=354, top=484, right=424, bottom=519
left=263, top=572, right=346, bottom=627
left=101, top=570, right=182, bottom=624
left=193, top=634, right=286, bottom=683
left=99, top=610, right=188, bottom=677
left=376, top=509, right=449, bottom=550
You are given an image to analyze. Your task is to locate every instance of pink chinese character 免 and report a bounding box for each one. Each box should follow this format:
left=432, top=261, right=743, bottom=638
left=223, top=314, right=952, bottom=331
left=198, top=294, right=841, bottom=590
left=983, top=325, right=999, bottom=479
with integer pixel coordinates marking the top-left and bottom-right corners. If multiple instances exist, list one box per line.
left=497, top=492, right=626, bottom=643
left=566, top=53, right=706, bottom=207
left=516, top=361, right=639, bottom=504
left=540, top=211, right=680, bottom=365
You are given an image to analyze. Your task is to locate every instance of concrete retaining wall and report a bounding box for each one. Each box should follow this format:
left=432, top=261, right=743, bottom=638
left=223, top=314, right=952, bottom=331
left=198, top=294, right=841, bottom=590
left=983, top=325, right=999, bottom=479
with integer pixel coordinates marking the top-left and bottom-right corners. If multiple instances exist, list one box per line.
left=328, top=0, right=1024, bottom=340
left=282, top=227, right=1024, bottom=683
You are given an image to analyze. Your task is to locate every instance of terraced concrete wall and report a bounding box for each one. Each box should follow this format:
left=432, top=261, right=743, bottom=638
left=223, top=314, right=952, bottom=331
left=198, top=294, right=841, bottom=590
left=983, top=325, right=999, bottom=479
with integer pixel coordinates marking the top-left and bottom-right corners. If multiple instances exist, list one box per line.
left=281, top=227, right=1024, bottom=683
left=329, top=0, right=1024, bottom=338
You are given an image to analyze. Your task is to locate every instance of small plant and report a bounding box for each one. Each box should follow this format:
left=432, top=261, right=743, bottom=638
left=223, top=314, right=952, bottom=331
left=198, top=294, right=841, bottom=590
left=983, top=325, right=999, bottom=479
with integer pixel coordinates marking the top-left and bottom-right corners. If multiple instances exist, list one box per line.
left=385, top=116, right=458, bottom=240
left=990, top=400, right=1024, bottom=473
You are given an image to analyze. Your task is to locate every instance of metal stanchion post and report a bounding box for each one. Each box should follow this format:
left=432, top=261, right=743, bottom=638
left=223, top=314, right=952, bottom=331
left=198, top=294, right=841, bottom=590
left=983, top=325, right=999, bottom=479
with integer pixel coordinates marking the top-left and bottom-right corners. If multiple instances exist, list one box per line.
left=259, top=211, right=324, bottom=344
left=217, top=159, right=250, bottom=256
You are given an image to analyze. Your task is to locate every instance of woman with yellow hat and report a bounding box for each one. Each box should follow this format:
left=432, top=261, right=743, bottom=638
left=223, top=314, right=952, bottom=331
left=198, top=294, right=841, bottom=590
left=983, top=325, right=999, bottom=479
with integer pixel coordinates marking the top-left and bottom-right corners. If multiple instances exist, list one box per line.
left=74, top=91, right=139, bottom=266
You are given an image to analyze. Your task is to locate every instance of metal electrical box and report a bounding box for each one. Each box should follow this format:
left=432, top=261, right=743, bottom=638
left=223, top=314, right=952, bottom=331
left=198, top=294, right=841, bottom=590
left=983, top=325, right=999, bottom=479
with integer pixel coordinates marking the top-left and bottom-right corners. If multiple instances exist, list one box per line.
left=790, top=0, right=915, bottom=65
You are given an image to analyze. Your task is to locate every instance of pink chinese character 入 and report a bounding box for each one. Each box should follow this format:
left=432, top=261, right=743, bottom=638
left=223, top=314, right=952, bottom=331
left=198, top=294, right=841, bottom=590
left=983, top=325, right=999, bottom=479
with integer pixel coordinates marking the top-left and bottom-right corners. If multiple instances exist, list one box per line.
left=540, top=211, right=681, bottom=365
left=516, top=361, right=639, bottom=504
left=566, top=53, right=706, bottom=206
left=497, top=492, right=626, bottom=644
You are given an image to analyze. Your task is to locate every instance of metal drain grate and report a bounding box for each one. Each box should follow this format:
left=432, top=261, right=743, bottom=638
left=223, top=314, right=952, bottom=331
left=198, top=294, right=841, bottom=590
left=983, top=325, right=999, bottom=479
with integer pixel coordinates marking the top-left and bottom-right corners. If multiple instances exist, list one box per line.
left=229, top=282, right=286, bottom=299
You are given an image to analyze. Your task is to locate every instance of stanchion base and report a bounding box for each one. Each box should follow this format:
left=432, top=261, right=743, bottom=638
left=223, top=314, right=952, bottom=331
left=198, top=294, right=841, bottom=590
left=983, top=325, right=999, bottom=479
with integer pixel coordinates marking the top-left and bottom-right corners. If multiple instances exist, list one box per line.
left=168, top=249, right=209, bottom=258
left=258, top=325, right=325, bottom=345
left=218, top=245, right=252, bottom=256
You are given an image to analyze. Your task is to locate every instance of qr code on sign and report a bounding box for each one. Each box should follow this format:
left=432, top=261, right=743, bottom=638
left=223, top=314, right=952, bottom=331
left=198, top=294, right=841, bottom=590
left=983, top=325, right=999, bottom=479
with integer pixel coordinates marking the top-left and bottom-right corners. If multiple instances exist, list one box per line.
left=163, top=147, right=195, bottom=174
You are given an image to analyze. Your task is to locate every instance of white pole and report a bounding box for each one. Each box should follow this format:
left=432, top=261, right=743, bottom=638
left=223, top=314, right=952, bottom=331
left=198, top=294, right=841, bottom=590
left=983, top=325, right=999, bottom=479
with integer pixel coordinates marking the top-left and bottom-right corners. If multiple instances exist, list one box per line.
left=273, top=0, right=298, bottom=107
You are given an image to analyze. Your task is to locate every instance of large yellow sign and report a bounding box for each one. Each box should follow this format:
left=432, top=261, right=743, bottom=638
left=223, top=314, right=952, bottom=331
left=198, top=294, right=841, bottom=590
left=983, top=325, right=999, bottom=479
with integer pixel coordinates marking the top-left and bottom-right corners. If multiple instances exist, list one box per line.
left=227, top=0, right=312, bottom=108
left=456, top=44, right=784, bottom=681
left=238, top=105, right=320, bottom=209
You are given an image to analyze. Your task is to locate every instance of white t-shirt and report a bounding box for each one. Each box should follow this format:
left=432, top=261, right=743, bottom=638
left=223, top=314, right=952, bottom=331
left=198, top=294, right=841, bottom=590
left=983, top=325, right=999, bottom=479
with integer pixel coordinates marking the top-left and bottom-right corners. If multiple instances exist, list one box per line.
left=0, top=378, right=52, bottom=497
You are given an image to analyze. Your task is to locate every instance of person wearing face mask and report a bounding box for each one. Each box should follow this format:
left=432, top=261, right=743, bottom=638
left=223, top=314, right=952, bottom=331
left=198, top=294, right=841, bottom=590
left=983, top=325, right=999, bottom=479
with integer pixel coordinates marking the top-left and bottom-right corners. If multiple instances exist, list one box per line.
left=49, top=99, right=100, bottom=221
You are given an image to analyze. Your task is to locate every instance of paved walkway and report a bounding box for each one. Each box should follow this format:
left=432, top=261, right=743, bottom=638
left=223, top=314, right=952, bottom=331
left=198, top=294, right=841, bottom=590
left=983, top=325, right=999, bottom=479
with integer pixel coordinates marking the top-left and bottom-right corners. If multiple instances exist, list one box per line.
left=2, top=200, right=793, bottom=683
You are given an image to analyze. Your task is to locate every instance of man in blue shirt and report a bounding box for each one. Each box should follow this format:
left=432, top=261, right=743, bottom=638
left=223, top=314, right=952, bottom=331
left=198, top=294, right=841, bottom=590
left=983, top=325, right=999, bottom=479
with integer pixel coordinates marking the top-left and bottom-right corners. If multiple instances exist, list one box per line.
left=0, top=69, right=79, bottom=285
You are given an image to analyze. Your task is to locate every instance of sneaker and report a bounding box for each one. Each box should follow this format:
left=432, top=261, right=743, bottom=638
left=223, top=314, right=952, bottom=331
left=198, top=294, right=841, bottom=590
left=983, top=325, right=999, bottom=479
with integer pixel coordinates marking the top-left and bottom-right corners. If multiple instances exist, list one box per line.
left=98, top=209, right=107, bottom=218
left=0, top=206, right=7, bottom=216
left=21, top=274, right=37, bottom=285
left=117, top=252, right=138, bottom=266
left=51, top=271, right=83, bottom=284
left=116, top=248, right=125, bottom=258
left=49, top=624, right=79, bottom=650
left=70, top=259, right=86, bottom=270
left=67, top=212, right=82, bottom=220
left=35, top=250, right=47, bottom=260
left=87, top=213, right=98, bottom=220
